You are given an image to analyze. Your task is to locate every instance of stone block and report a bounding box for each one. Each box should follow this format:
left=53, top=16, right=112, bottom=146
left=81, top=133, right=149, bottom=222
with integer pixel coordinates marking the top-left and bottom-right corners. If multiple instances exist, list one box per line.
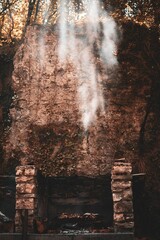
left=123, top=189, right=133, bottom=201
left=16, top=165, right=36, bottom=176
left=114, top=158, right=126, bottom=163
left=112, top=174, right=132, bottom=180
left=16, top=193, right=36, bottom=198
left=114, top=213, right=125, bottom=222
left=16, top=167, right=24, bottom=176
left=16, top=183, right=36, bottom=194
left=25, top=166, right=37, bottom=176
left=112, top=188, right=123, bottom=193
left=16, top=176, right=35, bottom=183
left=112, top=181, right=131, bottom=190
left=112, top=193, right=122, bottom=202
left=16, top=198, right=35, bottom=209
left=114, top=201, right=133, bottom=213
left=112, top=166, right=132, bottom=174
left=114, top=163, right=131, bottom=166
left=115, top=221, right=134, bottom=229
left=125, top=213, right=134, bottom=222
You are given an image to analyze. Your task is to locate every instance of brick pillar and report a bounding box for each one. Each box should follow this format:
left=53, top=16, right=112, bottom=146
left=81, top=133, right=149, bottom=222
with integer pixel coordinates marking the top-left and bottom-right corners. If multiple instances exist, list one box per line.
left=111, top=158, right=134, bottom=232
left=15, top=165, right=37, bottom=232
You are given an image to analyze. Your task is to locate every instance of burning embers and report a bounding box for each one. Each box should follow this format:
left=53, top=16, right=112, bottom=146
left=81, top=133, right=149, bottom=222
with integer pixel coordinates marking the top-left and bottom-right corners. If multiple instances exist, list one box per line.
left=58, top=212, right=108, bottom=231
left=15, top=163, right=134, bottom=234
left=34, top=212, right=113, bottom=234
left=34, top=175, right=114, bottom=234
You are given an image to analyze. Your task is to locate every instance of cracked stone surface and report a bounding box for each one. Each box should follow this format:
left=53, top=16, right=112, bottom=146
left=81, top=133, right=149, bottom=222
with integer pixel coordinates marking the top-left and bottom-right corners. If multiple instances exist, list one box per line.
left=4, top=25, right=149, bottom=177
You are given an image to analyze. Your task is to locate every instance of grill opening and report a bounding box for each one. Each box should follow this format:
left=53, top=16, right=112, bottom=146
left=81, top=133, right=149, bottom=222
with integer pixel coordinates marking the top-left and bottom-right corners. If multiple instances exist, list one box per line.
left=36, top=174, right=113, bottom=234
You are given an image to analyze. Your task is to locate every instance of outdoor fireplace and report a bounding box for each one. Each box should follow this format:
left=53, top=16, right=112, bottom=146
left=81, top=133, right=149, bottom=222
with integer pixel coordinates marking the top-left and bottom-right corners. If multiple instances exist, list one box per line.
left=6, top=24, right=134, bottom=237
left=15, top=158, right=134, bottom=234
left=36, top=175, right=113, bottom=234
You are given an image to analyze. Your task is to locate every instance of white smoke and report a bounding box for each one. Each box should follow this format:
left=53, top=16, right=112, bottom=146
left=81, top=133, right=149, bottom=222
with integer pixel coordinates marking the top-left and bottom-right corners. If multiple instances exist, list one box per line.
left=58, top=0, right=118, bottom=130
left=43, top=0, right=51, bottom=24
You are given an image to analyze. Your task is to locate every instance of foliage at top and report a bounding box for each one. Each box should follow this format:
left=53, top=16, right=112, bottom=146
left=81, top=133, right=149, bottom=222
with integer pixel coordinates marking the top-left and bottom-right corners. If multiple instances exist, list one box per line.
left=0, top=0, right=159, bottom=46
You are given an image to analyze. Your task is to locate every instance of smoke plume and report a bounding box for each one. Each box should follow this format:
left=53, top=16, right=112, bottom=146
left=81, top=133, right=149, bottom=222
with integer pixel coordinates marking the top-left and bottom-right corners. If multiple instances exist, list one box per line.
left=58, top=0, right=118, bottom=130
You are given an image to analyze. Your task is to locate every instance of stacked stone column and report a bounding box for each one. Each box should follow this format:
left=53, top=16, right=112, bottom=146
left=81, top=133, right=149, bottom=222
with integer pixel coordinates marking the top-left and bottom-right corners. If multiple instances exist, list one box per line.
left=111, top=158, right=134, bottom=232
left=15, top=165, right=37, bottom=232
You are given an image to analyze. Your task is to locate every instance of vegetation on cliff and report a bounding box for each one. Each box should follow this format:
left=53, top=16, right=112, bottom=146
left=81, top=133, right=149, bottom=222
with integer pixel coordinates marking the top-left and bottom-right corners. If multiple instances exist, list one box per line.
left=0, top=0, right=160, bottom=238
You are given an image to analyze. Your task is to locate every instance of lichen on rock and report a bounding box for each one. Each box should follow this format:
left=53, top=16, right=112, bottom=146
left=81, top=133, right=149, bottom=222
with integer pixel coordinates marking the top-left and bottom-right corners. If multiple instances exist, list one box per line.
left=4, top=25, right=148, bottom=177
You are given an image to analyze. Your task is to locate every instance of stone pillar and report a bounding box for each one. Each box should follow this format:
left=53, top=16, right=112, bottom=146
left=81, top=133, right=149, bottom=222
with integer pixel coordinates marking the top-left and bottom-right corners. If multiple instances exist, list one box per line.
left=111, top=158, right=134, bottom=232
left=15, top=165, right=37, bottom=232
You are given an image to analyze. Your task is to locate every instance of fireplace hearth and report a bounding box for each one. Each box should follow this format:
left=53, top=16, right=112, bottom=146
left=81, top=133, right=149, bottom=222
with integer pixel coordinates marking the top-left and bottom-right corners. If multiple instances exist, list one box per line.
left=15, top=158, right=134, bottom=234
left=35, top=175, right=113, bottom=234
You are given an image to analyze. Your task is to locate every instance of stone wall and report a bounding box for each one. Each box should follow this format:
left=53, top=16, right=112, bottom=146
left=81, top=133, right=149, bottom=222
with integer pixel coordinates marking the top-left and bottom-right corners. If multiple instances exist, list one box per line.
left=4, top=25, right=150, bottom=177
left=111, top=158, right=134, bottom=232
left=14, top=162, right=134, bottom=233
left=15, top=165, right=37, bottom=232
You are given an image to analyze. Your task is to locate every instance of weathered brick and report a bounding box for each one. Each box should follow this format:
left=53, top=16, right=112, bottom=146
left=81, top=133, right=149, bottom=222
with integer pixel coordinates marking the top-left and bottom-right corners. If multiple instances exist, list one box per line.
left=112, top=166, right=132, bottom=174
left=114, top=201, right=133, bottom=213
left=16, top=193, right=36, bottom=198
left=114, top=213, right=125, bottom=222
left=16, top=183, right=36, bottom=194
left=16, top=165, right=36, bottom=176
left=115, top=221, right=134, bottom=229
left=125, top=213, right=134, bottom=222
left=112, top=181, right=131, bottom=189
left=123, top=189, right=133, bottom=201
left=16, top=198, right=35, bottom=209
left=25, top=166, right=37, bottom=176
left=112, top=174, right=132, bottom=180
left=112, top=192, right=122, bottom=202
left=16, top=176, right=35, bottom=183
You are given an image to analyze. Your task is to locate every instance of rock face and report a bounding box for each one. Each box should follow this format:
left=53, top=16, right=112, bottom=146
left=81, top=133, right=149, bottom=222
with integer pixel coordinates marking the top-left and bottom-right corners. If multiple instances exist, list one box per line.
left=5, top=25, right=149, bottom=177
